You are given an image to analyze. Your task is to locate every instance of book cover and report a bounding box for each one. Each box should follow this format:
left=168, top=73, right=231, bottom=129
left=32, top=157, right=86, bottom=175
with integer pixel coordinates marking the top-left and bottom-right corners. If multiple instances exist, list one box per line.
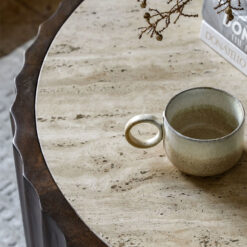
left=202, top=0, right=247, bottom=53
left=200, top=0, right=247, bottom=75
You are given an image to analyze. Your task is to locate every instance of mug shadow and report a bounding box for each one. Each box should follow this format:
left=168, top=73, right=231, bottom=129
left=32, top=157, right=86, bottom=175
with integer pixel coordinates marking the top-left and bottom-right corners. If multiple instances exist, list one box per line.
left=180, top=148, right=247, bottom=228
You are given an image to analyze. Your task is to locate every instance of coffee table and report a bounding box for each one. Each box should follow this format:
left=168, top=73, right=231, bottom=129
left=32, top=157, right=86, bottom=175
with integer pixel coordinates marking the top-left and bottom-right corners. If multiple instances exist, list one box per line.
left=11, top=0, right=247, bottom=246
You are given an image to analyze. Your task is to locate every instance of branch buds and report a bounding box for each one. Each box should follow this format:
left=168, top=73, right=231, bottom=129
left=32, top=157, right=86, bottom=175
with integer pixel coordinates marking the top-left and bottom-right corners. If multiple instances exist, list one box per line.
left=144, top=12, right=150, bottom=19
left=156, top=34, right=163, bottom=41
left=225, top=7, right=232, bottom=15
left=140, top=0, right=147, bottom=8
left=225, top=7, right=234, bottom=24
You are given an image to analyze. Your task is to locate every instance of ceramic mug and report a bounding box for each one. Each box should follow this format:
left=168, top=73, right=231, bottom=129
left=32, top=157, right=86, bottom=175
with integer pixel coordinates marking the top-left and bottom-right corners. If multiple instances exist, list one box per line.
left=124, top=87, right=245, bottom=176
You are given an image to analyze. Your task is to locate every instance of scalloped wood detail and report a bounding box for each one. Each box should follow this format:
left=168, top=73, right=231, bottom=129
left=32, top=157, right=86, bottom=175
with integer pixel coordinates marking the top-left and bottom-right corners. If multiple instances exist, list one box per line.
left=10, top=0, right=108, bottom=246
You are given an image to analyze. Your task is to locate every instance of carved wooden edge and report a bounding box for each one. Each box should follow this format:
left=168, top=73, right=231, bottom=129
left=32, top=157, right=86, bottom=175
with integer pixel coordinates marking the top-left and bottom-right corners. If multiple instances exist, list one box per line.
left=10, top=0, right=108, bottom=246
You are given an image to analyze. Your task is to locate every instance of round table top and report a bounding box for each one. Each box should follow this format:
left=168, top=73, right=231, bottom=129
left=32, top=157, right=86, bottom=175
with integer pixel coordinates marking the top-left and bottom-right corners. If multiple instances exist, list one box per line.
left=36, top=0, right=247, bottom=246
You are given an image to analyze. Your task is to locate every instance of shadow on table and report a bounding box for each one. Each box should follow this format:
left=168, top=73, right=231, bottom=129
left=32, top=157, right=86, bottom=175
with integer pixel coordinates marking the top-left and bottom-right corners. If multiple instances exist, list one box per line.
left=183, top=148, right=247, bottom=224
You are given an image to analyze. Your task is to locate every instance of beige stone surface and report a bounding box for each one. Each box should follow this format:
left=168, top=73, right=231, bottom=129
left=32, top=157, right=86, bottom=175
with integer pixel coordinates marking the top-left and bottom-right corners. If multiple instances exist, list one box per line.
left=36, top=0, right=247, bottom=246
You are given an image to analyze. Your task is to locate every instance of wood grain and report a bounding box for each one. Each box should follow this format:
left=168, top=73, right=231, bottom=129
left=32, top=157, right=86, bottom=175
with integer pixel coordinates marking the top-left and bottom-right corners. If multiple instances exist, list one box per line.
left=10, top=0, right=107, bottom=246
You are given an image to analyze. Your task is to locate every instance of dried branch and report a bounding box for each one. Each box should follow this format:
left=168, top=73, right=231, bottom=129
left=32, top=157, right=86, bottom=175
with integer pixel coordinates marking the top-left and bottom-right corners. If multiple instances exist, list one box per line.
left=138, top=0, right=198, bottom=41
left=137, top=0, right=244, bottom=41
left=214, top=0, right=244, bottom=24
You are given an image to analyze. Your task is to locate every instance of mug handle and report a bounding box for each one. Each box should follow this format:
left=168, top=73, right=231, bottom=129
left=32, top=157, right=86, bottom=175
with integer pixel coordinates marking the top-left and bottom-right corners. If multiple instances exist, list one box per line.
left=124, top=114, right=163, bottom=148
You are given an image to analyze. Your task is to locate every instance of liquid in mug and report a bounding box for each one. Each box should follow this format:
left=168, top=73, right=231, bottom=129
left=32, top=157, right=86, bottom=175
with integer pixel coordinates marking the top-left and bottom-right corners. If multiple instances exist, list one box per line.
left=170, top=105, right=238, bottom=140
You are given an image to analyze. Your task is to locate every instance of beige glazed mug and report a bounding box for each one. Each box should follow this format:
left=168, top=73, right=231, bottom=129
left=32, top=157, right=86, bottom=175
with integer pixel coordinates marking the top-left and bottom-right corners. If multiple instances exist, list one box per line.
left=125, top=87, right=245, bottom=176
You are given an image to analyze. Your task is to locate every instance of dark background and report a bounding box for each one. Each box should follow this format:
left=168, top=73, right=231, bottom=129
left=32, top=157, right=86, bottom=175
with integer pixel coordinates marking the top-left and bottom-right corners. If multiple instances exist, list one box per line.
left=0, top=0, right=60, bottom=57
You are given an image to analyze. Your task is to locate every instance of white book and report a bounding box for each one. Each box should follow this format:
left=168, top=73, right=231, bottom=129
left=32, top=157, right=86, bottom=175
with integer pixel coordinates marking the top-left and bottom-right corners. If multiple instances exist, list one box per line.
left=200, top=0, right=247, bottom=76
left=200, top=20, right=247, bottom=76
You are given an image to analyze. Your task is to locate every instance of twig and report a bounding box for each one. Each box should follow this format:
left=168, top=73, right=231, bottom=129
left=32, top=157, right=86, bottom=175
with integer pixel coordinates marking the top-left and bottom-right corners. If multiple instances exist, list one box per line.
left=137, top=0, right=244, bottom=40
left=138, top=0, right=198, bottom=40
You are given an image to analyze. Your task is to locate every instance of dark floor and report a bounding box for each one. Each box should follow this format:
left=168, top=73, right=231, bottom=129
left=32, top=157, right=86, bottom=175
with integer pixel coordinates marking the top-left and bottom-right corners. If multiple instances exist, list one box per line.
left=0, top=0, right=60, bottom=57
left=0, top=1, right=60, bottom=246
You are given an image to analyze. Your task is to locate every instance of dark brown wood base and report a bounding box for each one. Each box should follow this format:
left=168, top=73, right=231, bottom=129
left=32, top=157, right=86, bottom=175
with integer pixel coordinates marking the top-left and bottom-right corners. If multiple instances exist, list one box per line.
left=10, top=0, right=108, bottom=246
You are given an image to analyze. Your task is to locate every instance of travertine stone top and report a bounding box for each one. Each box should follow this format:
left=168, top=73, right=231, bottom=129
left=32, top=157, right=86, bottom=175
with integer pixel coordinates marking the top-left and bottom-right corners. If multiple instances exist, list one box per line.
left=36, top=0, right=247, bottom=246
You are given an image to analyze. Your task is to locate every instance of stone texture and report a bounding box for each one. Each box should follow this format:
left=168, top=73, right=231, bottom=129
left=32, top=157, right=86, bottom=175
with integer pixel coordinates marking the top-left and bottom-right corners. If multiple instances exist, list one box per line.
left=36, top=0, right=247, bottom=246
left=0, top=41, right=32, bottom=247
